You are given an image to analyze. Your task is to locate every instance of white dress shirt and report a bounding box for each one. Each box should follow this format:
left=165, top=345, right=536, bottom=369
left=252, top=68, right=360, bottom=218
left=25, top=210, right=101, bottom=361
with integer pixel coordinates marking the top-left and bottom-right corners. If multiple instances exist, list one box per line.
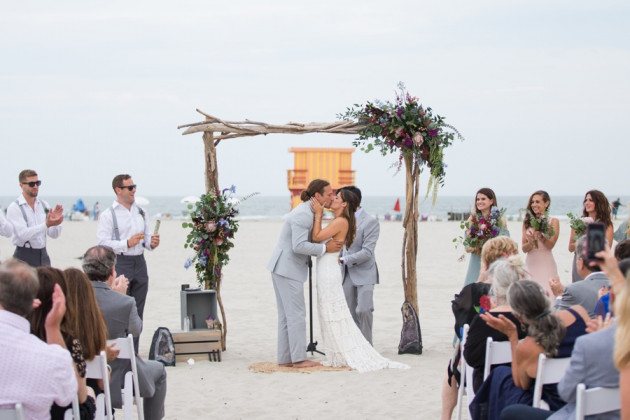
left=97, top=200, right=152, bottom=255
left=6, top=196, right=62, bottom=248
left=0, top=310, right=77, bottom=419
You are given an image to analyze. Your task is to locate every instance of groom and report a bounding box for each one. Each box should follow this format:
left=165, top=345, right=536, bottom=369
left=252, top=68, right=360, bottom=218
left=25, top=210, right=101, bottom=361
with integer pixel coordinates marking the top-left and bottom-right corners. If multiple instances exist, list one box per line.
left=267, top=179, right=343, bottom=367
left=338, top=186, right=380, bottom=345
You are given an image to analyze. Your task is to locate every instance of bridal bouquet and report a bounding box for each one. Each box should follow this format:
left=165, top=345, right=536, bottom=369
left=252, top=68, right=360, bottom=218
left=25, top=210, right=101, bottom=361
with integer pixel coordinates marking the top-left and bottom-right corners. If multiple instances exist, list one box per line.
left=567, top=212, right=594, bottom=237
left=455, top=206, right=506, bottom=254
left=528, top=210, right=555, bottom=237
left=183, top=186, right=257, bottom=288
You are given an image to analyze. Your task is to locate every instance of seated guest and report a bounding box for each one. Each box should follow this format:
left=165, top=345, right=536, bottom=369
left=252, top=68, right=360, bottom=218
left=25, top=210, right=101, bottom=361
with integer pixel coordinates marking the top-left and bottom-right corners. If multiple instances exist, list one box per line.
left=82, top=245, right=166, bottom=420
left=500, top=321, right=620, bottom=419
left=552, top=236, right=610, bottom=317
left=0, top=259, right=77, bottom=418
left=464, top=256, right=529, bottom=392
left=441, top=237, right=519, bottom=420
left=63, top=268, right=113, bottom=394
left=30, top=267, right=96, bottom=419
left=470, top=281, right=590, bottom=420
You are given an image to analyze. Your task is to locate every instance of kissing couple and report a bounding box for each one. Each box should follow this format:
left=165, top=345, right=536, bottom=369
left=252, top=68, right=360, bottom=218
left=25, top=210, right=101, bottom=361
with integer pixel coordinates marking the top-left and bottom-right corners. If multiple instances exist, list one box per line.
left=266, top=179, right=408, bottom=372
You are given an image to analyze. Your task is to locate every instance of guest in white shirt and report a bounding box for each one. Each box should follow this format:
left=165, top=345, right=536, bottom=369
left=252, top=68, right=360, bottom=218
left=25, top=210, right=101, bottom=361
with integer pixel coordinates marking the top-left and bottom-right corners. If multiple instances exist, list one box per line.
left=96, top=174, right=159, bottom=349
left=6, top=169, right=63, bottom=267
left=0, top=258, right=77, bottom=418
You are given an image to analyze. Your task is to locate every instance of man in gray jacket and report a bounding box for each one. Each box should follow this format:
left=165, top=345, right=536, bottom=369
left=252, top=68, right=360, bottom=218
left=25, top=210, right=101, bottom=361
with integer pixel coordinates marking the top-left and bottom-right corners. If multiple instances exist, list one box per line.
left=553, top=236, right=609, bottom=317
left=267, top=179, right=342, bottom=368
left=338, top=186, right=380, bottom=345
left=83, top=245, right=166, bottom=420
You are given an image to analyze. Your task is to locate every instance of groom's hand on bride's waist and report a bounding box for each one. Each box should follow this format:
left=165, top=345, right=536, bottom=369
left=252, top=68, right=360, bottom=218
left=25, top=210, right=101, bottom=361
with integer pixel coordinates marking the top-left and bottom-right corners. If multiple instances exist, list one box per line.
left=326, top=240, right=343, bottom=253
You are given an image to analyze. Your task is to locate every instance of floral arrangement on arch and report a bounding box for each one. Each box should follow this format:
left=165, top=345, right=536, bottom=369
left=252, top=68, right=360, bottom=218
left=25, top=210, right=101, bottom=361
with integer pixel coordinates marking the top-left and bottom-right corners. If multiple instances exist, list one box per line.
left=339, top=83, right=464, bottom=199
left=454, top=206, right=506, bottom=255
left=183, top=186, right=257, bottom=288
left=567, top=212, right=594, bottom=237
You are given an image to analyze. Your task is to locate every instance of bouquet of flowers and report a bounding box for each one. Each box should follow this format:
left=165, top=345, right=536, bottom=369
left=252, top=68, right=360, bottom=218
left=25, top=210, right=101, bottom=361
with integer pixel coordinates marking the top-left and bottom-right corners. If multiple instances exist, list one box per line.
left=567, top=212, right=594, bottom=237
left=183, top=186, right=257, bottom=288
left=526, top=210, right=555, bottom=248
left=455, top=206, right=506, bottom=254
left=339, top=83, right=464, bottom=201
left=475, top=295, right=492, bottom=314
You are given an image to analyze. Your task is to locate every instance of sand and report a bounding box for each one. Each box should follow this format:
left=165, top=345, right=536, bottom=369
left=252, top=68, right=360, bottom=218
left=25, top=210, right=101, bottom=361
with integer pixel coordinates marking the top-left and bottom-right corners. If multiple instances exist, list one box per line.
left=0, top=219, right=606, bottom=419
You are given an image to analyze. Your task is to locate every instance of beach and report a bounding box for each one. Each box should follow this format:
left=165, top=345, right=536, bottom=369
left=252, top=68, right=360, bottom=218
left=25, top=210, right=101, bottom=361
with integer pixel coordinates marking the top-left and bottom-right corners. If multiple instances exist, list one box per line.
left=0, top=219, right=617, bottom=419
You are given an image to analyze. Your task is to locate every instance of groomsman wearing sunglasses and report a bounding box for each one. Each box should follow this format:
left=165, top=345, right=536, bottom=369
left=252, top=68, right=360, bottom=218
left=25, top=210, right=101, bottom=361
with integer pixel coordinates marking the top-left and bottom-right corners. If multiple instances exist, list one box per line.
left=5, top=169, right=64, bottom=267
left=97, top=174, right=160, bottom=349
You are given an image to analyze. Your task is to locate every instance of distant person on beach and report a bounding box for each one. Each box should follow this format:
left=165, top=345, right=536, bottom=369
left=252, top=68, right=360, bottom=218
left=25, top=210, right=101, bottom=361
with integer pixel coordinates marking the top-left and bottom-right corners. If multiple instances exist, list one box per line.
left=568, top=190, right=613, bottom=282
left=93, top=201, right=101, bottom=221
left=337, top=186, right=380, bottom=345
left=6, top=169, right=64, bottom=267
left=96, top=174, right=160, bottom=350
left=612, top=197, right=622, bottom=220
left=521, top=190, right=559, bottom=296
left=462, top=188, right=509, bottom=286
left=266, top=179, right=342, bottom=368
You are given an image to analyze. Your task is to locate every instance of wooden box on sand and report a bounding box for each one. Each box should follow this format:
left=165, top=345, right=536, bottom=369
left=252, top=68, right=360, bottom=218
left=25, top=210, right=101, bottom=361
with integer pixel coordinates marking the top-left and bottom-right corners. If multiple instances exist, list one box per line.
left=172, top=329, right=222, bottom=362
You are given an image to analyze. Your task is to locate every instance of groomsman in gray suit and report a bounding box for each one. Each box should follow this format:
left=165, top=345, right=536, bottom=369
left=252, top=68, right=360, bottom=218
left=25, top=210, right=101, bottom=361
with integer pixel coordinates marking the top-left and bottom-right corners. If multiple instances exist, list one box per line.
left=338, top=186, right=380, bottom=345
left=267, top=179, right=342, bottom=368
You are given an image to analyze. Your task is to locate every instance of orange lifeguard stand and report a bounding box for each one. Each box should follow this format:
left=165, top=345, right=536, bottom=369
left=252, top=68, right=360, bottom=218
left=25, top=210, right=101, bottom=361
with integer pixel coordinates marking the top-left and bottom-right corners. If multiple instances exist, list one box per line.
left=287, top=147, right=355, bottom=208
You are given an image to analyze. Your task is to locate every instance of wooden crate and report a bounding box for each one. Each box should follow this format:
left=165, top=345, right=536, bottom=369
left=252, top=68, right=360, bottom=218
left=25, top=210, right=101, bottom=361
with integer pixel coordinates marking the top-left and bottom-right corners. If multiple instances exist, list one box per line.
left=172, top=329, right=222, bottom=362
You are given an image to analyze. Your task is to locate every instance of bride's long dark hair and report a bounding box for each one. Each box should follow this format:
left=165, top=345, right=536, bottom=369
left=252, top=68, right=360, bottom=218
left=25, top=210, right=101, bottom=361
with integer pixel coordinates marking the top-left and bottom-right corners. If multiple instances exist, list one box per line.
left=339, top=189, right=359, bottom=248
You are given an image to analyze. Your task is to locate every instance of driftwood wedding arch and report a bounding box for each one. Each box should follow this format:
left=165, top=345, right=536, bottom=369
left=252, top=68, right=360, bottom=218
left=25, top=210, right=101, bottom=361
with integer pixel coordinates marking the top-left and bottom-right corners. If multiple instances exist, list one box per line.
left=178, top=109, right=423, bottom=350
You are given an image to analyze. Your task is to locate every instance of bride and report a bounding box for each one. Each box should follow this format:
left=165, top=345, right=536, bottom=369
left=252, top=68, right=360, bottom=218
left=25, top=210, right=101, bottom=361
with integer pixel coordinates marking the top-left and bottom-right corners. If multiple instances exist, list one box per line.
left=311, top=189, right=409, bottom=372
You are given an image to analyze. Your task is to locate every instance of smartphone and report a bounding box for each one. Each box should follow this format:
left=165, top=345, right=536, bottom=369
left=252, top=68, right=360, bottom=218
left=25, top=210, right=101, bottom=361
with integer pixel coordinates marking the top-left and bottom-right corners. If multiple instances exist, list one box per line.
left=585, top=222, right=606, bottom=261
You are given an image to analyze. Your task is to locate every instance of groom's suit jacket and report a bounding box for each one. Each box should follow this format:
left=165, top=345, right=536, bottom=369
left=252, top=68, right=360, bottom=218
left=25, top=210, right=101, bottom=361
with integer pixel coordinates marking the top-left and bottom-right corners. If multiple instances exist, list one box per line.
left=343, top=209, right=380, bottom=286
left=267, top=201, right=325, bottom=282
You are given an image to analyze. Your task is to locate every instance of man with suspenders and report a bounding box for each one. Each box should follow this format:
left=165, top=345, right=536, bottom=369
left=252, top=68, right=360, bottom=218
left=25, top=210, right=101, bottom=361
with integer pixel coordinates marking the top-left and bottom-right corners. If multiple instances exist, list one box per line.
left=97, top=174, right=160, bottom=350
left=6, top=169, right=64, bottom=267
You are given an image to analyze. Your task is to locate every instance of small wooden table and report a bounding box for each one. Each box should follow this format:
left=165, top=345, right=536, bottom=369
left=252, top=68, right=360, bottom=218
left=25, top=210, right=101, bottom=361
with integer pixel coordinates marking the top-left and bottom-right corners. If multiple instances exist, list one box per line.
left=172, top=329, right=222, bottom=362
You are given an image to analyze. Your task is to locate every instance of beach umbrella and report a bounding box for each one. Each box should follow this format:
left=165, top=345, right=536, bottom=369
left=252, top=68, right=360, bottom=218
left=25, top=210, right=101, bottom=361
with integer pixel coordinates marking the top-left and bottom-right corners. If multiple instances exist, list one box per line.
left=180, top=195, right=200, bottom=204
left=135, top=196, right=150, bottom=206
left=393, top=198, right=401, bottom=212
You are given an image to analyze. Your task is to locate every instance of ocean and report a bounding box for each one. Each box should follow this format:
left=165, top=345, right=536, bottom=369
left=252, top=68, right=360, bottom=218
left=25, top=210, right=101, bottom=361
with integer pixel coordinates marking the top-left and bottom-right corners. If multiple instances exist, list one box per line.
left=2, top=195, right=628, bottom=221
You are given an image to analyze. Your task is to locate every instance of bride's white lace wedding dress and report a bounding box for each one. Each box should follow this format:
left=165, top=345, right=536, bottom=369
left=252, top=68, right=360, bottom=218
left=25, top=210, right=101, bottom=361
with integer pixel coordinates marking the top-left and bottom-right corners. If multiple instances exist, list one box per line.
left=316, top=251, right=409, bottom=372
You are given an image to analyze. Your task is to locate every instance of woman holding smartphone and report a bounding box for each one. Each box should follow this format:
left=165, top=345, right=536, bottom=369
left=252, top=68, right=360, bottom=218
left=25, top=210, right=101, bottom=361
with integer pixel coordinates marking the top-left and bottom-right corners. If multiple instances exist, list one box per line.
left=568, top=190, right=613, bottom=282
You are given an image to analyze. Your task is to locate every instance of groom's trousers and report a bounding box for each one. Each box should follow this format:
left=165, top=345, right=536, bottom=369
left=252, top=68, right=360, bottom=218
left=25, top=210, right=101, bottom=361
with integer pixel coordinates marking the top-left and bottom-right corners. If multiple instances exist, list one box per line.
left=342, top=277, right=374, bottom=345
left=272, top=273, right=307, bottom=364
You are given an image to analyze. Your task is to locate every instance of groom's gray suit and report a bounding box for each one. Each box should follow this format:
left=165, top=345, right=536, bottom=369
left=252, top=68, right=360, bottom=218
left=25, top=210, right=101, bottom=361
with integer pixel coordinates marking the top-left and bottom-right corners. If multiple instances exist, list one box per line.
left=267, top=201, right=325, bottom=364
left=341, top=208, right=380, bottom=344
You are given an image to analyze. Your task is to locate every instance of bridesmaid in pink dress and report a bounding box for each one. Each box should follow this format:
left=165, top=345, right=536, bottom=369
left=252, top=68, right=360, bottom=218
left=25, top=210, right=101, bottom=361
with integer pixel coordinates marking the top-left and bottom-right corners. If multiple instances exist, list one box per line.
left=522, top=191, right=560, bottom=296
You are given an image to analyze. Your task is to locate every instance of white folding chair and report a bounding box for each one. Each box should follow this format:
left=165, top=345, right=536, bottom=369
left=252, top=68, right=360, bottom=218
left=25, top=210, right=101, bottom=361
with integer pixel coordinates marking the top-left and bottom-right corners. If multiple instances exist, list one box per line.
left=0, top=403, right=25, bottom=420
left=575, top=383, right=620, bottom=420
left=86, top=351, right=114, bottom=420
left=107, top=334, right=144, bottom=420
left=483, top=337, right=512, bottom=380
left=64, top=351, right=113, bottom=420
left=456, top=324, right=475, bottom=420
left=532, top=353, right=571, bottom=408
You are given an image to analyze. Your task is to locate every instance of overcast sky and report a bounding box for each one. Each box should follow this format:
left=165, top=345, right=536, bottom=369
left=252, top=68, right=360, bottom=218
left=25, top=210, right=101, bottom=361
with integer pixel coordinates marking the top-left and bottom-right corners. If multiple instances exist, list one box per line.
left=1, top=1, right=628, bottom=198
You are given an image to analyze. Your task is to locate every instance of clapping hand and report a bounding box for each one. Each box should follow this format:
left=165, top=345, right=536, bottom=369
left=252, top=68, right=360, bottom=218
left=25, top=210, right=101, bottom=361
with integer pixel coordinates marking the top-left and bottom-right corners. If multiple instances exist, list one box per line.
left=549, top=276, right=564, bottom=297
left=44, top=283, right=66, bottom=330
left=112, top=275, right=129, bottom=294
left=127, top=232, right=145, bottom=248
left=586, top=313, right=613, bottom=334
left=480, top=312, right=518, bottom=340
left=46, top=204, right=64, bottom=227
left=150, top=234, right=160, bottom=249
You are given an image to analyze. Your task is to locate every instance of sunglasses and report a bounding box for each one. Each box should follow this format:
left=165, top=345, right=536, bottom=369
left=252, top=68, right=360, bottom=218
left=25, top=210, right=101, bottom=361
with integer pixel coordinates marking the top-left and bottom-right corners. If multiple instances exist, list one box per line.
left=22, top=181, right=42, bottom=187
left=117, top=185, right=137, bottom=191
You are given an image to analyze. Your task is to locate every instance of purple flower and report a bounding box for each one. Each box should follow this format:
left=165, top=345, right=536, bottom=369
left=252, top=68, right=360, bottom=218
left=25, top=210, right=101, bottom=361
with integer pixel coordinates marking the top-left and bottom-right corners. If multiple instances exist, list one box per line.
left=218, top=218, right=228, bottom=227
left=428, top=129, right=439, bottom=137
left=403, top=138, right=413, bottom=148
left=396, top=107, right=404, bottom=117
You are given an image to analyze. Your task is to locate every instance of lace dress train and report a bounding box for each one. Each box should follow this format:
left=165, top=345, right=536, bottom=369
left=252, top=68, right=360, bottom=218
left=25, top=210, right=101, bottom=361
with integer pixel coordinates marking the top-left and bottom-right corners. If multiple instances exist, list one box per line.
left=316, top=252, right=409, bottom=372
